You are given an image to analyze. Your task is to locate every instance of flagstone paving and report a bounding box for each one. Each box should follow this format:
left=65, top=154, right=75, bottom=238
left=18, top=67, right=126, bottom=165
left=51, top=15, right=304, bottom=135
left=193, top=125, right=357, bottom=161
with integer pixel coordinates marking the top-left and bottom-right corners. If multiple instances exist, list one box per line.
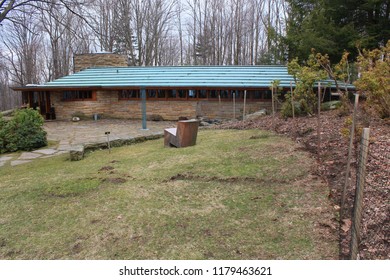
left=0, top=119, right=176, bottom=168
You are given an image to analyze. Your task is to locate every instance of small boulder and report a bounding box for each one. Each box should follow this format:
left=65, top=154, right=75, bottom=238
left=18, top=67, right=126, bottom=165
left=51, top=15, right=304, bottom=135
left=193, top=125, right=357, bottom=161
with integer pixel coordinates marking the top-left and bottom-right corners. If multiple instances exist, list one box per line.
left=245, top=109, right=267, bottom=120
left=70, top=145, right=84, bottom=161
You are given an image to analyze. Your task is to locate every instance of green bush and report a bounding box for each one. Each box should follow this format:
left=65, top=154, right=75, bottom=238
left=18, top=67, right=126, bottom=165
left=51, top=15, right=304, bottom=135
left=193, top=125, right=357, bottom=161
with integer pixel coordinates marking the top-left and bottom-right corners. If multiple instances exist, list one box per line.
left=281, top=93, right=305, bottom=118
left=321, top=100, right=342, bottom=111
left=0, top=109, right=47, bottom=153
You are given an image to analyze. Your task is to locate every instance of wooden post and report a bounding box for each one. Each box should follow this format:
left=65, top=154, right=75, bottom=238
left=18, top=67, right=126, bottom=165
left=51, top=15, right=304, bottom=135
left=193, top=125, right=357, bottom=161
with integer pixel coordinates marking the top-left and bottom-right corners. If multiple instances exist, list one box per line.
left=233, top=90, right=236, bottom=119
left=350, top=128, right=370, bottom=260
left=218, top=93, right=221, bottom=119
left=317, top=82, right=321, bottom=160
left=341, top=94, right=359, bottom=216
left=271, top=85, right=275, bottom=117
left=105, top=132, right=111, bottom=153
left=290, top=81, right=295, bottom=119
left=243, top=90, right=247, bottom=120
left=141, top=87, right=147, bottom=130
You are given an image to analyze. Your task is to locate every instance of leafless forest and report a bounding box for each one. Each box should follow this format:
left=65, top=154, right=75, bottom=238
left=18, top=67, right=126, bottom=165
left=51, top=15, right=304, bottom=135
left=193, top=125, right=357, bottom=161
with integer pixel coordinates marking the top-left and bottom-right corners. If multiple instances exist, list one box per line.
left=0, top=0, right=288, bottom=110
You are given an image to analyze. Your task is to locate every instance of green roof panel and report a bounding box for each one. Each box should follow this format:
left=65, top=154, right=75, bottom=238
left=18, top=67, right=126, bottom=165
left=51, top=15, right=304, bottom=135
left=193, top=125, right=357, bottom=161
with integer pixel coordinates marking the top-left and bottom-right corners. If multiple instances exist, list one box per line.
left=33, top=66, right=355, bottom=90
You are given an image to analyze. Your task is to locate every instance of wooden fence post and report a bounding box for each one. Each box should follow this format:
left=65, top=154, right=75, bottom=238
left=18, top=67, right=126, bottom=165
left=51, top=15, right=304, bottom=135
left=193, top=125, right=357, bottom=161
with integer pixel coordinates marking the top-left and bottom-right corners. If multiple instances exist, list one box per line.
left=271, top=85, right=275, bottom=117
left=233, top=90, right=236, bottom=119
left=341, top=94, right=359, bottom=217
left=141, top=87, right=147, bottom=130
left=350, top=128, right=370, bottom=260
left=243, top=90, right=247, bottom=120
left=317, top=82, right=321, bottom=160
left=290, top=81, right=294, bottom=120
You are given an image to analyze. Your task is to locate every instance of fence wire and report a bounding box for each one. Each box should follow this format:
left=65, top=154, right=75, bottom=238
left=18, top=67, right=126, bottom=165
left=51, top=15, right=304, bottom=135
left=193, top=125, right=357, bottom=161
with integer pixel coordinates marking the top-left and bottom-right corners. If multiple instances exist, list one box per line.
left=350, top=128, right=370, bottom=259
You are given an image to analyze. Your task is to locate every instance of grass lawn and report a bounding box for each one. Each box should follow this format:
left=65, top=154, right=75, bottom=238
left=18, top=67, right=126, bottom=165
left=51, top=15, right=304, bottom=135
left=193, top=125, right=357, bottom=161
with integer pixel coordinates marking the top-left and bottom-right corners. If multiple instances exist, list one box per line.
left=0, top=129, right=338, bottom=259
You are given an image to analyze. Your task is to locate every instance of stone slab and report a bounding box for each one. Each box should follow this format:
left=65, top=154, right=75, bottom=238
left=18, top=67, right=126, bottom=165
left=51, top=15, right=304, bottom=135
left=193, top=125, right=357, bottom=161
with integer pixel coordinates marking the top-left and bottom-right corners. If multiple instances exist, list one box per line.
left=0, top=156, right=13, bottom=162
left=18, top=152, right=43, bottom=160
left=40, top=151, right=65, bottom=158
left=11, top=160, right=32, bottom=166
left=34, top=149, right=58, bottom=155
left=58, top=145, right=72, bottom=151
left=0, top=161, right=5, bottom=167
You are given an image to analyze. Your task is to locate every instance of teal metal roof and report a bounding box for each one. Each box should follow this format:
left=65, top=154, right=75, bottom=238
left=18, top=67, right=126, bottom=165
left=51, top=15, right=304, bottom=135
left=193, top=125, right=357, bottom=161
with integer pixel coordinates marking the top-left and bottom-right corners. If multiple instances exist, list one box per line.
left=19, top=65, right=355, bottom=90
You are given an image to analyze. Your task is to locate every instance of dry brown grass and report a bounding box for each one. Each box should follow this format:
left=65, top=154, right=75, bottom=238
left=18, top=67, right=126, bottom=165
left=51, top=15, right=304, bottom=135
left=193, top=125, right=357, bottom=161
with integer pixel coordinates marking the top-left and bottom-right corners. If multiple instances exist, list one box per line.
left=0, top=130, right=338, bottom=259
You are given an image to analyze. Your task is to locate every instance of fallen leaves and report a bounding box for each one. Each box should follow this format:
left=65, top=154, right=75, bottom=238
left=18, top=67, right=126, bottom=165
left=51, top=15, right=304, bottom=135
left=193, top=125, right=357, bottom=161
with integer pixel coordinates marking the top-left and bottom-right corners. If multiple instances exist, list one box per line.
left=217, top=109, right=390, bottom=259
left=341, top=219, right=352, bottom=232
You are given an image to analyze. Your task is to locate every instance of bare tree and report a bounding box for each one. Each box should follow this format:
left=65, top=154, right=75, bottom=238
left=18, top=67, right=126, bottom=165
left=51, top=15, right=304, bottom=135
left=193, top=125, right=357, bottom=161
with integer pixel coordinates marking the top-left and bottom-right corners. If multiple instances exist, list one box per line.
left=40, top=2, right=75, bottom=79
left=174, top=0, right=185, bottom=65
left=3, top=13, right=43, bottom=86
left=0, top=1, right=93, bottom=29
left=130, top=0, right=175, bottom=66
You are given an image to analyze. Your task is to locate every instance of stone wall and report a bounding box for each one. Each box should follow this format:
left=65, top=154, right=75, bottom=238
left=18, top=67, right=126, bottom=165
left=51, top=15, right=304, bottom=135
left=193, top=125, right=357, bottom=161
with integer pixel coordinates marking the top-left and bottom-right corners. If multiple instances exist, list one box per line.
left=51, top=90, right=272, bottom=121
left=74, top=53, right=128, bottom=72
left=196, top=100, right=272, bottom=119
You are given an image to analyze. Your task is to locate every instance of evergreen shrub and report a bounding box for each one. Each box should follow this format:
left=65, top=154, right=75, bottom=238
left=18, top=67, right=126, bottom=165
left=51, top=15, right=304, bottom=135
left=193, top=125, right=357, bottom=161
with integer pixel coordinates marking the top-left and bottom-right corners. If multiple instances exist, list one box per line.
left=0, top=109, right=47, bottom=153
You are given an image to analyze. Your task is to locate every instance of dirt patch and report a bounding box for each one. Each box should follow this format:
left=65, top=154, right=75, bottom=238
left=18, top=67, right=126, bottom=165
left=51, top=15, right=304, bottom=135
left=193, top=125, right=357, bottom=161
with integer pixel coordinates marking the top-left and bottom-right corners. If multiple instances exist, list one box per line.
left=167, top=173, right=289, bottom=184
left=72, top=240, right=83, bottom=254
left=102, top=177, right=127, bottom=184
left=99, top=166, right=115, bottom=172
left=217, top=109, right=390, bottom=260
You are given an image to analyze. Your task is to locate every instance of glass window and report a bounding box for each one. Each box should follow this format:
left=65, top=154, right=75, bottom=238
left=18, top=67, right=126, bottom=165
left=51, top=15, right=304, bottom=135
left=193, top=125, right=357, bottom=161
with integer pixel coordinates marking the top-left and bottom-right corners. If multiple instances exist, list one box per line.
left=168, top=89, right=177, bottom=98
left=118, top=89, right=139, bottom=99
left=188, top=89, right=196, bottom=98
left=62, top=90, right=93, bottom=101
left=209, top=90, right=219, bottom=99
left=198, top=89, right=207, bottom=99
left=251, top=90, right=262, bottom=99
left=148, top=89, right=156, bottom=98
left=157, top=89, right=166, bottom=98
left=220, top=90, right=230, bottom=99
left=264, top=90, right=272, bottom=99
left=178, top=90, right=187, bottom=98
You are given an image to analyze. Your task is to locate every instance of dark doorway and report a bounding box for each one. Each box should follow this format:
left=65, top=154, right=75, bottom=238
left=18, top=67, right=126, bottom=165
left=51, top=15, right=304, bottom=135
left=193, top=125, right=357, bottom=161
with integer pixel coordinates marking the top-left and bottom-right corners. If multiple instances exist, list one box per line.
left=22, top=91, right=55, bottom=120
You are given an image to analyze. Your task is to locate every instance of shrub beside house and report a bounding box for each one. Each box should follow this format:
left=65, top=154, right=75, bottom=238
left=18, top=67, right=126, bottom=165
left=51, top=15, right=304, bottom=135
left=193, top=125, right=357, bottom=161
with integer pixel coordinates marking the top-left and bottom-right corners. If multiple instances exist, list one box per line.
left=0, top=108, right=47, bottom=154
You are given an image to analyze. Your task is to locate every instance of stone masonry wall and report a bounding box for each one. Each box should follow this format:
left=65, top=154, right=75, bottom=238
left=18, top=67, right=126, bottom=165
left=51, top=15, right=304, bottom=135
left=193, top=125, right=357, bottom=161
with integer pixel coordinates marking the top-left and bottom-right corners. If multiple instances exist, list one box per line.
left=74, top=53, right=128, bottom=72
left=51, top=90, right=272, bottom=121
left=197, top=100, right=272, bottom=119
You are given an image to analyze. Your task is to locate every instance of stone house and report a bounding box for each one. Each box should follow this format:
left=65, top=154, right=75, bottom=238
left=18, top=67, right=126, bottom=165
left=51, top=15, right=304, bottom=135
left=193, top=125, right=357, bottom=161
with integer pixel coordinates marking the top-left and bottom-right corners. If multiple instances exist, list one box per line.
left=12, top=53, right=351, bottom=121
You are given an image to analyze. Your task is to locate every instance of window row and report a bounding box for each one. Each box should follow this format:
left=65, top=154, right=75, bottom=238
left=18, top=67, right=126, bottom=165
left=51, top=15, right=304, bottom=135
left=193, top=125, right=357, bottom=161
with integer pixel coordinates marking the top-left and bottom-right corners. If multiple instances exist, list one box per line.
left=60, top=89, right=274, bottom=101
left=62, top=90, right=95, bottom=101
left=118, top=89, right=273, bottom=100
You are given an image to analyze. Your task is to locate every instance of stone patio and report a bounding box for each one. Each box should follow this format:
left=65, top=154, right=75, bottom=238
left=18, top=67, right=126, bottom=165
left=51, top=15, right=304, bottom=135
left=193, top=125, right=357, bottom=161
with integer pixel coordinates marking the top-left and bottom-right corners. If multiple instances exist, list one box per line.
left=0, top=119, right=176, bottom=167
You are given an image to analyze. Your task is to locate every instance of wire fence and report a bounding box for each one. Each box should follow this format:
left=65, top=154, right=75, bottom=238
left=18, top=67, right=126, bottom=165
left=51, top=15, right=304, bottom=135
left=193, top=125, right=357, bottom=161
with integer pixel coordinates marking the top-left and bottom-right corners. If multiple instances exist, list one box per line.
left=349, top=128, right=370, bottom=259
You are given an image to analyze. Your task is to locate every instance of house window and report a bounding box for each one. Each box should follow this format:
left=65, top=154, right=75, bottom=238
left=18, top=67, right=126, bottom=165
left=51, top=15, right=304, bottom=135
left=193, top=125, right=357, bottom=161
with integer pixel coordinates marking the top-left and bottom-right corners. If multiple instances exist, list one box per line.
left=119, top=89, right=139, bottom=99
left=220, top=90, right=230, bottom=99
left=263, top=90, right=272, bottom=99
left=148, top=89, right=157, bottom=98
left=168, top=89, right=187, bottom=99
left=167, top=89, right=176, bottom=98
left=198, top=89, right=207, bottom=99
left=62, top=90, right=95, bottom=101
left=209, top=90, right=219, bottom=99
left=157, top=89, right=166, bottom=98
left=250, top=90, right=272, bottom=100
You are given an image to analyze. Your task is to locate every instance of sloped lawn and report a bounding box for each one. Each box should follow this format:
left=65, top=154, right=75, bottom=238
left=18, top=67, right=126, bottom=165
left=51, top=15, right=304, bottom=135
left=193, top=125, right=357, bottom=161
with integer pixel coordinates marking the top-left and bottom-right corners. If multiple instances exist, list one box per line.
left=0, top=130, right=338, bottom=259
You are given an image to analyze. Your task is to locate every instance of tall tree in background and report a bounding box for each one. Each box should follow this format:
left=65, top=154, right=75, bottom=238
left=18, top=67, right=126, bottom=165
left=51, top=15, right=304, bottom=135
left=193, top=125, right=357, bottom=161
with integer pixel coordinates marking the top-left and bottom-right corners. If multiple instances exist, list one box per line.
left=0, top=0, right=91, bottom=26
left=286, top=0, right=390, bottom=63
left=40, top=2, right=79, bottom=79
left=2, top=14, right=43, bottom=86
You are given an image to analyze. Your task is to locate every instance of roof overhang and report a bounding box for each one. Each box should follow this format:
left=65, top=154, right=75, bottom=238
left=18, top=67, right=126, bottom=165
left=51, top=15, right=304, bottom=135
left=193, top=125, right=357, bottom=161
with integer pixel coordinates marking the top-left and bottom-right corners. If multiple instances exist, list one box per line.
left=11, top=66, right=356, bottom=92
left=11, top=86, right=104, bottom=92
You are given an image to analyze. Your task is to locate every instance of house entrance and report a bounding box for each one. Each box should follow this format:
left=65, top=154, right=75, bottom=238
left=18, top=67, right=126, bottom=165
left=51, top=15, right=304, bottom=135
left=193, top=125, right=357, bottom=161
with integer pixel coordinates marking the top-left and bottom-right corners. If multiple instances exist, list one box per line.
left=22, top=91, right=55, bottom=120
